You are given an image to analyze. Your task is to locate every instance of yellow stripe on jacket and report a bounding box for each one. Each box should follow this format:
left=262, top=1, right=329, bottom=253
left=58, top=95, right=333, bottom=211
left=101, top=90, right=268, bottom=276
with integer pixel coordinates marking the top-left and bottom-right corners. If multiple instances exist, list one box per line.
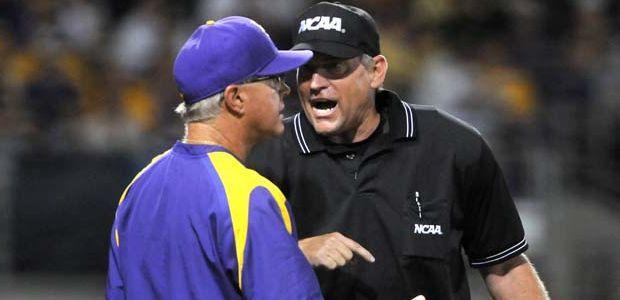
left=208, top=151, right=292, bottom=289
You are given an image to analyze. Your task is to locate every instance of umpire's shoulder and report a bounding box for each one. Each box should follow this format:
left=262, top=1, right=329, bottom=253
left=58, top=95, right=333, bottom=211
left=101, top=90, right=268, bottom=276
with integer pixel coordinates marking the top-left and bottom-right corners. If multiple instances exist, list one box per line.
left=409, top=103, right=486, bottom=162
left=411, top=104, right=482, bottom=140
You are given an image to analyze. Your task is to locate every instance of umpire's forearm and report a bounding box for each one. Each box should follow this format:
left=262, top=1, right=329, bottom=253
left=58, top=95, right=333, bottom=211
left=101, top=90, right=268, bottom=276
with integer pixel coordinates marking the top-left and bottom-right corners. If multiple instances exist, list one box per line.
left=480, top=254, right=549, bottom=299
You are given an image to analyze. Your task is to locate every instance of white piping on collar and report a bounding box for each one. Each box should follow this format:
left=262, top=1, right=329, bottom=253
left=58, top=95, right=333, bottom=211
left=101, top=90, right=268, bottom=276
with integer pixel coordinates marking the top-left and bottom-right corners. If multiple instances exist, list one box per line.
left=401, top=101, right=414, bottom=138
left=293, top=113, right=311, bottom=154
left=294, top=101, right=414, bottom=153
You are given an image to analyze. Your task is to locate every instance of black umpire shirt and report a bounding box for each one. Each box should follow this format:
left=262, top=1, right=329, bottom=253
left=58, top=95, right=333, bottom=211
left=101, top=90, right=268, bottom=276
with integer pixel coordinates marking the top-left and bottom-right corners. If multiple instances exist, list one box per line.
left=247, top=89, right=528, bottom=300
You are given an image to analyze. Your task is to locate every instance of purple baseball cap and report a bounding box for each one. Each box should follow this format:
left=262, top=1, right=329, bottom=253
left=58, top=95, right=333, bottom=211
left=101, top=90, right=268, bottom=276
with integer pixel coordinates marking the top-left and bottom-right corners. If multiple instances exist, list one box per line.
left=173, top=16, right=313, bottom=105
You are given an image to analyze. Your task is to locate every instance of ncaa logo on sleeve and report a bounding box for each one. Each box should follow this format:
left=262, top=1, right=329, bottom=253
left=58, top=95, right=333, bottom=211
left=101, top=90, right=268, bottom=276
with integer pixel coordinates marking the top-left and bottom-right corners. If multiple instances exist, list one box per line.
left=298, top=16, right=346, bottom=33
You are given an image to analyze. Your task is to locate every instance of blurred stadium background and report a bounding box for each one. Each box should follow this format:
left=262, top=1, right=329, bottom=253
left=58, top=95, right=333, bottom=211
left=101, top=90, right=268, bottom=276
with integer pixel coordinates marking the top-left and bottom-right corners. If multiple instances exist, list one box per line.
left=0, top=0, right=619, bottom=299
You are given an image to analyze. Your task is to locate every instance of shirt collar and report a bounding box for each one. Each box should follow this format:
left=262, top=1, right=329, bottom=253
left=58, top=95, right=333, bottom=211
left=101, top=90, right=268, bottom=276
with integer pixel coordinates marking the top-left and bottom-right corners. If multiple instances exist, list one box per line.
left=172, top=141, right=240, bottom=159
left=290, top=89, right=417, bottom=154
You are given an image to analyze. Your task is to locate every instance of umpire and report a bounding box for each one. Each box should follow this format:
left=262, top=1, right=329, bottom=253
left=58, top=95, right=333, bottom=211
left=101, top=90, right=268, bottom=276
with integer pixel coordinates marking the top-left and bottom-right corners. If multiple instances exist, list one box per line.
left=248, top=2, right=549, bottom=299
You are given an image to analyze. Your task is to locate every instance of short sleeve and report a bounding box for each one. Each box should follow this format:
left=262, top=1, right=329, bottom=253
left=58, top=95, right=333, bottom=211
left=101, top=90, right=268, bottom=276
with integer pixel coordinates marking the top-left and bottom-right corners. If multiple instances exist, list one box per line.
left=241, top=187, right=322, bottom=300
left=461, top=139, right=528, bottom=268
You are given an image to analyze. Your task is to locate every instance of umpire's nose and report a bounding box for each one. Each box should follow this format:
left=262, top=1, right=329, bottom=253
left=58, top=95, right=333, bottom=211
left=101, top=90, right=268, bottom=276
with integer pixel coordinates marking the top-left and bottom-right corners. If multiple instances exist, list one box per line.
left=309, top=72, right=329, bottom=95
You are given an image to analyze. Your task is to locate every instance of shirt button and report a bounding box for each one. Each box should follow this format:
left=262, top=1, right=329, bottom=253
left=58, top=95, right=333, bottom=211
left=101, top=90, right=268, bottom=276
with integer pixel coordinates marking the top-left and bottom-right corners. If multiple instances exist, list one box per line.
left=345, top=153, right=356, bottom=160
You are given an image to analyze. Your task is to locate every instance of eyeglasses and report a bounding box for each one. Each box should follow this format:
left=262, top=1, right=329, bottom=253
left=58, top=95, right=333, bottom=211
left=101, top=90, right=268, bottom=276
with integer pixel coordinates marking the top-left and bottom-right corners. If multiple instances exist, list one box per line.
left=243, top=75, right=291, bottom=95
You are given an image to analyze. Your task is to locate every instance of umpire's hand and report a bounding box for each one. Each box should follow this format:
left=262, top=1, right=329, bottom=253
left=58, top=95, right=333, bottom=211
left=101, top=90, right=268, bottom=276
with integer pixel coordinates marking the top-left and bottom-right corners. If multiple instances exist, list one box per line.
left=298, top=232, right=375, bottom=269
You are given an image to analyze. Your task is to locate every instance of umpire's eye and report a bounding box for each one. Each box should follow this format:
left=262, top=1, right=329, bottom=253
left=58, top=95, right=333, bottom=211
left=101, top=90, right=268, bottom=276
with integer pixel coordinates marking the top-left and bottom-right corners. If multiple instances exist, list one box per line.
left=299, top=56, right=361, bottom=81
left=322, top=61, right=350, bottom=78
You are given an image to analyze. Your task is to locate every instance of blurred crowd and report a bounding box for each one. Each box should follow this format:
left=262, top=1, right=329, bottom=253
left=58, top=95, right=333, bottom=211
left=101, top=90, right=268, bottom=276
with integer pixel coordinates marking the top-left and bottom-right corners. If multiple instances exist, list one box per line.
left=1, top=0, right=619, bottom=196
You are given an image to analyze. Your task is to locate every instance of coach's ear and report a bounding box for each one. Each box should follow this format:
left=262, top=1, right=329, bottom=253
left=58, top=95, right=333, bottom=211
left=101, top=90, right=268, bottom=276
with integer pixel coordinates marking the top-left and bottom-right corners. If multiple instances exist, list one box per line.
left=370, top=55, right=388, bottom=89
left=223, top=85, right=245, bottom=116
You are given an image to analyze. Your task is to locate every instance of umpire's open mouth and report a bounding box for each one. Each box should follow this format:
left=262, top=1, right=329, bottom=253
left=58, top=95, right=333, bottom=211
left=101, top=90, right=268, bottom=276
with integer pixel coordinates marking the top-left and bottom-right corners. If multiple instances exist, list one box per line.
left=310, top=99, right=337, bottom=117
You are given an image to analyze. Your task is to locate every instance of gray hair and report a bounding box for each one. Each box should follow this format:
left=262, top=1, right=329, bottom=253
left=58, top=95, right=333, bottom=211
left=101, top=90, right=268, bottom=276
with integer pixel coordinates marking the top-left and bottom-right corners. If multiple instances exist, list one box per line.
left=174, top=92, right=224, bottom=123
left=360, top=54, right=374, bottom=70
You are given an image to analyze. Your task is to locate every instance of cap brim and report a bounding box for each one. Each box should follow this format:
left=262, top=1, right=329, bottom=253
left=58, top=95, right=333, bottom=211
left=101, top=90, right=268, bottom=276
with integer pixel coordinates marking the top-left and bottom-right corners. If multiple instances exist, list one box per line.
left=291, top=41, right=362, bottom=58
left=256, top=50, right=313, bottom=76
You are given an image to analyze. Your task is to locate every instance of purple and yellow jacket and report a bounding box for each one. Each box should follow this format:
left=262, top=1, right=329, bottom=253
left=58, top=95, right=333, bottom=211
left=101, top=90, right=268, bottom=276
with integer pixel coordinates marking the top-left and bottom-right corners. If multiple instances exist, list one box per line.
left=106, top=142, right=322, bottom=299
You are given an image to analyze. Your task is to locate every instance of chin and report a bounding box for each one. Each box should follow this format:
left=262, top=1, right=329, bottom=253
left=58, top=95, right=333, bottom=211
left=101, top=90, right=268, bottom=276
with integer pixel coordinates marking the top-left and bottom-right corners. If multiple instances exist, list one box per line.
left=272, top=124, right=285, bottom=136
left=275, top=128, right=285, bottom=136
left=312, top=123, right=340, bottom=136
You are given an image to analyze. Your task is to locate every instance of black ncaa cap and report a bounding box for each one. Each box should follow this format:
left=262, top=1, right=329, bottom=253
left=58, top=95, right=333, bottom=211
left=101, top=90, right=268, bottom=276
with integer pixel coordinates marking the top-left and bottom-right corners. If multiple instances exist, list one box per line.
left=291, top=2, right=380, bottom=58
